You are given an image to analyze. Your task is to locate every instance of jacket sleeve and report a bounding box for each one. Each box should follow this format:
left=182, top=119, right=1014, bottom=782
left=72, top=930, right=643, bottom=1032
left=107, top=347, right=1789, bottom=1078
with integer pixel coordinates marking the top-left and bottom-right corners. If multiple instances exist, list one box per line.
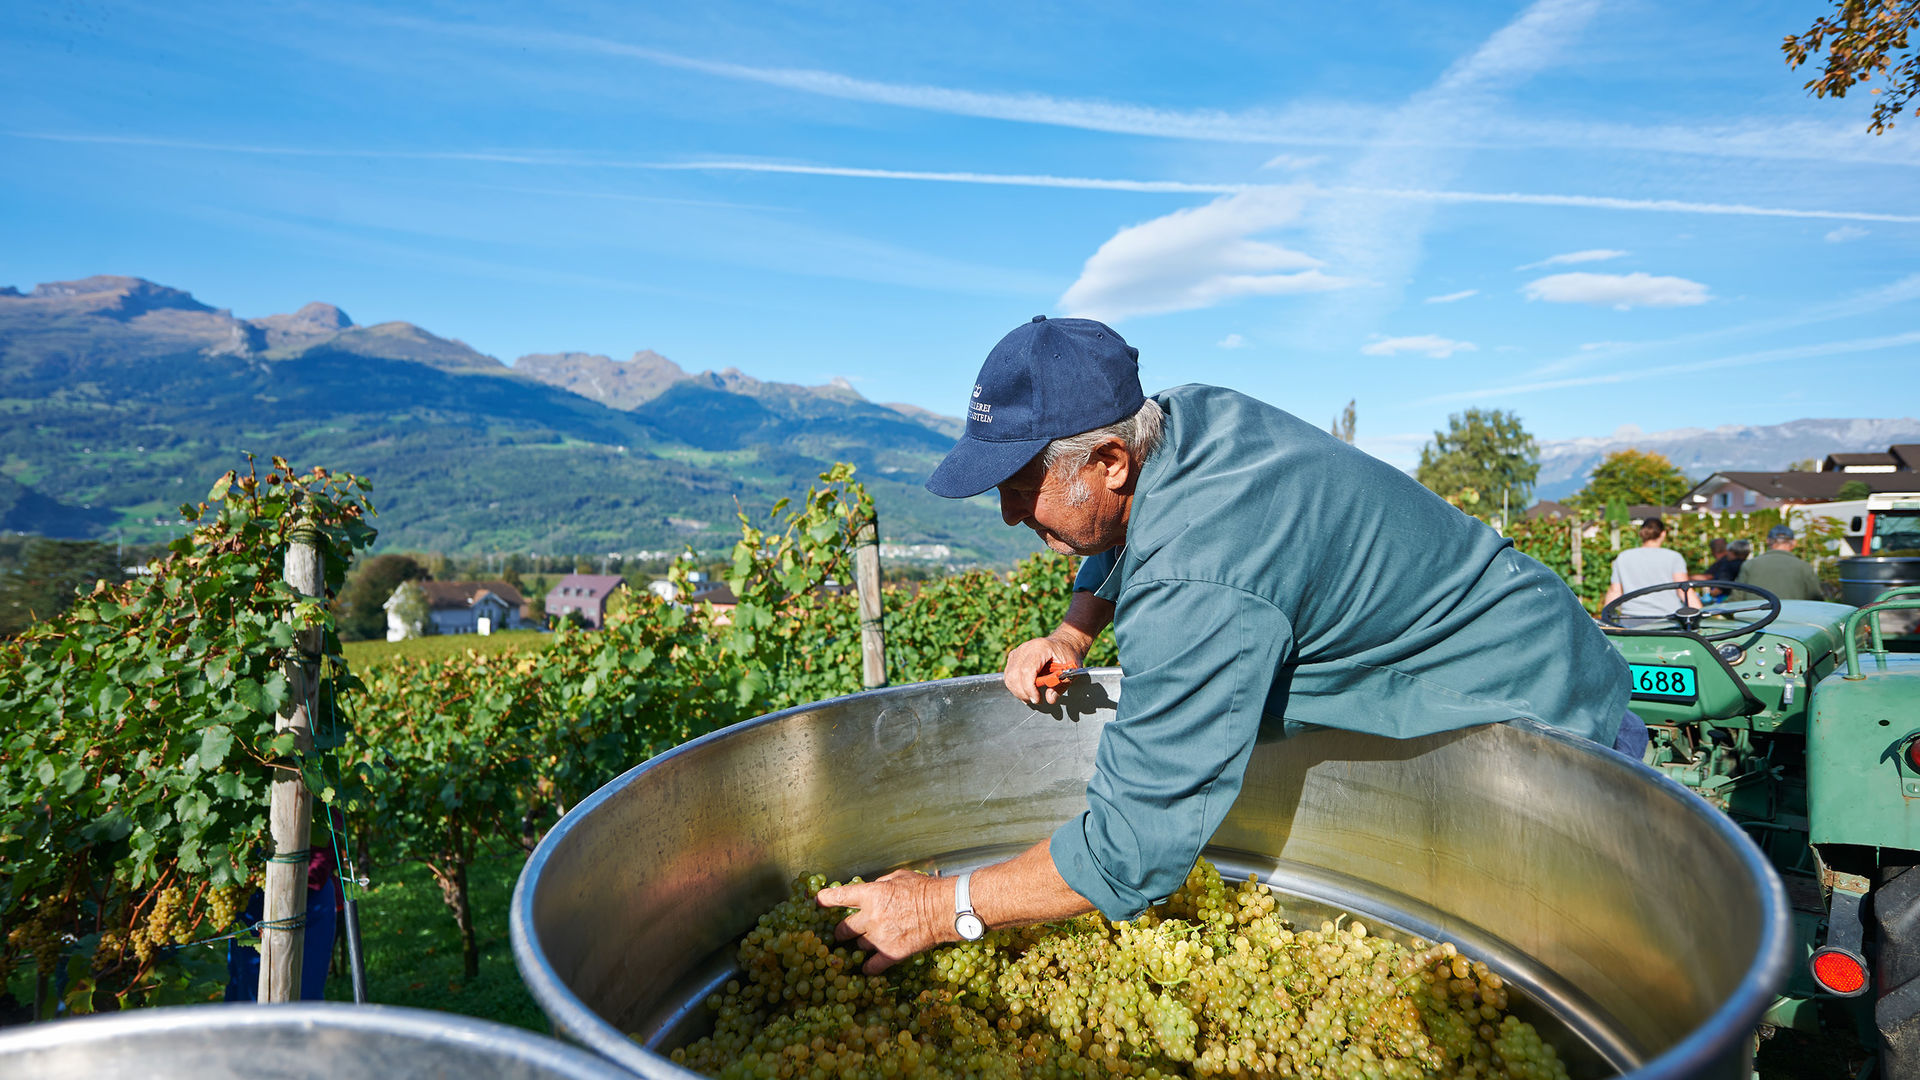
left=1050, top=577, right=1293, bottom=919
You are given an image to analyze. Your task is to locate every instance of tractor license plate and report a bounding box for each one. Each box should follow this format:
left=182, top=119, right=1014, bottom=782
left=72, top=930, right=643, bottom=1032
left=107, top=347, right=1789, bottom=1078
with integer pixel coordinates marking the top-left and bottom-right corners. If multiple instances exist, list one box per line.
left=1629, top=664, right=1696, bottom=701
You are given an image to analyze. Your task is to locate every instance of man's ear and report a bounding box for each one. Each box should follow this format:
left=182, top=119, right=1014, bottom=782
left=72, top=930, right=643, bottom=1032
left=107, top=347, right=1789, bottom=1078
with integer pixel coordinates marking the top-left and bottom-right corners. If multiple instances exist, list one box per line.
left=1090, top=438, right=1133, bottom=492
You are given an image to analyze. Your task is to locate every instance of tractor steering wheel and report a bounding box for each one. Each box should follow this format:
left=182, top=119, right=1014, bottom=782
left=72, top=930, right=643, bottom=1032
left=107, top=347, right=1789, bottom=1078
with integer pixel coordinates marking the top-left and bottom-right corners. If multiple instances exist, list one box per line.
left=1599, top=580, right=1783, bottom=642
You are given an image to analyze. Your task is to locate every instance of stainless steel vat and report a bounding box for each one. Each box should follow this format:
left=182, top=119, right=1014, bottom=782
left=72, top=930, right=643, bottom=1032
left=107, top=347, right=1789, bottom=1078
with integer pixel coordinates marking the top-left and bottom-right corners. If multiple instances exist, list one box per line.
left=0, top=1002, right=637, bottom=1079
left=512, top=672, right=1789, bottom=1080
left=1839, top=555, right=1920, bottom=607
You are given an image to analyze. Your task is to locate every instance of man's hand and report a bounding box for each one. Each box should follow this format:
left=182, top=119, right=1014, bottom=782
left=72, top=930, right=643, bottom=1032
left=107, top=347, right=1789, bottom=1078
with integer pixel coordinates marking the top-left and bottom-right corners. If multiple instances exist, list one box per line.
left=1004, top=631, right=1091, bottom=706
left=816, top=870, right=954, bottom=974
left=1004, top=592, right=1115, bottom=705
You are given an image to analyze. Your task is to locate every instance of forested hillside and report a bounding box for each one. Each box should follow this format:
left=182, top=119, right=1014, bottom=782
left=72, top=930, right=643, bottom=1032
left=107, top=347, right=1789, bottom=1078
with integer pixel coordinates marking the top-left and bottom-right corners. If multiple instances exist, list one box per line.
left=0, top=276, right=1028, bottom=563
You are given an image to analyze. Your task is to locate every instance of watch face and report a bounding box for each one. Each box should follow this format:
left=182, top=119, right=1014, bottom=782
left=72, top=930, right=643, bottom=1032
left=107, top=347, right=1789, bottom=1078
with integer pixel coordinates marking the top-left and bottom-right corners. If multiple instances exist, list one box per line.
left=955, top=912, right=985, bottom=941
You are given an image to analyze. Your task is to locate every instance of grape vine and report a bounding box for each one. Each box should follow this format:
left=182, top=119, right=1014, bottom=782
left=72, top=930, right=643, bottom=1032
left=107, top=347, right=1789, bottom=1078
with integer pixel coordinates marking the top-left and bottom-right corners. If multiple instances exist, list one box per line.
left=0, top=456, right=373, bottom=1012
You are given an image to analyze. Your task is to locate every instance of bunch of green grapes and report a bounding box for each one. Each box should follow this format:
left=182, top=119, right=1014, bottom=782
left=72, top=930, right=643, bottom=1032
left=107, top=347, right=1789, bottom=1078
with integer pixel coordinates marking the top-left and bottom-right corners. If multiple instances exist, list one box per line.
left=5, top=905, right=65, bottom=974
left=137, top=885, right=190, bottom=962
left=663, top=859, right=1572, bottom=1080
left=92, top=927, right=129, bottom=973
left=204, top=883, right=250, bottom=933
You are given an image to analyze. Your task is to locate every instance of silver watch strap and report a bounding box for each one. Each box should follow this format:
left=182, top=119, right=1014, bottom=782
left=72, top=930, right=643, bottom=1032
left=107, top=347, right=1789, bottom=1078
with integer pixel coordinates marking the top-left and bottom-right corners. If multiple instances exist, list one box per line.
left=954, top=870, right=975, bottom=917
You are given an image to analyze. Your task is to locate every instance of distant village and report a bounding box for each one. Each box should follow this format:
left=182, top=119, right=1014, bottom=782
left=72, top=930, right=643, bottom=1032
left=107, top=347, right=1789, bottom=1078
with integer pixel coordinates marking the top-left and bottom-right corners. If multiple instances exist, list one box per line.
left=380, top=571, right=739, bottom=642
left=1525, top=442, right=1917, bottom=551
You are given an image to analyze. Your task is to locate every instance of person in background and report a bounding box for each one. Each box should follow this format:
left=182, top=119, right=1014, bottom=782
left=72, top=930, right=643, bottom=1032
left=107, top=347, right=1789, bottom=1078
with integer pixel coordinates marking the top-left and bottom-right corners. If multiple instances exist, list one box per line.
left=1699, top=538, right=1728, bottom=577
left=1737, top=525, right=1824, bottom=601
left=1699, top=537, right=1747, bottom=603
left=1603, top=517, right=1696, bottom=617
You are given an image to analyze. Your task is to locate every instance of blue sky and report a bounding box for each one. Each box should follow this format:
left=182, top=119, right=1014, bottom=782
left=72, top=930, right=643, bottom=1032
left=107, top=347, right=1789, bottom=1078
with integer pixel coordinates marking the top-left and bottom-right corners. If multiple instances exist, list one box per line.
left=3, top=0, right=1916, bottom=467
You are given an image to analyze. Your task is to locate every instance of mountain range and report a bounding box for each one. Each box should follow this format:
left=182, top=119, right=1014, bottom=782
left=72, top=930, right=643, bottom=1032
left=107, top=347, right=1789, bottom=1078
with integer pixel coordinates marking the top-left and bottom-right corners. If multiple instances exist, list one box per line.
left=0, top=275, right=1023, bottom=562
left=4, top=274, right=1914, bottom=560
left=1532, top=417, right=1920, bottom=501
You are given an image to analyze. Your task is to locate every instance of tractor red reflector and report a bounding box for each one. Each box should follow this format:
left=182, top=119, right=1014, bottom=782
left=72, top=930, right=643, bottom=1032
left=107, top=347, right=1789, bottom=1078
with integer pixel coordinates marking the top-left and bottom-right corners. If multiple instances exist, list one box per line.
left=1908, top=738, right=1920, bottom=773
left=1812, top=948, right=1868, bottom=996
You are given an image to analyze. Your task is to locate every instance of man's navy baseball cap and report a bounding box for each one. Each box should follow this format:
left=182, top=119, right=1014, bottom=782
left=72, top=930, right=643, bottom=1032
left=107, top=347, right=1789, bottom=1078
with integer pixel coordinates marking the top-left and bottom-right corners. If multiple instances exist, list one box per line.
left=925, top=316, right=1145, bottom=499
left=1768, top=525, right=1795, bottom=542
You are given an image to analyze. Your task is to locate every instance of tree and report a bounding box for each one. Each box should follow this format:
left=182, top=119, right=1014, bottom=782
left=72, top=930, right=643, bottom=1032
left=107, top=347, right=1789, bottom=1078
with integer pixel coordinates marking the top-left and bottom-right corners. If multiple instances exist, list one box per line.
left=1785, top=0, right=1920, bottom=133
left=1839, top=479, right=1873, bottom=499
left=1787, top=458, right=1822, bottom=472
left=0, top=537, right=136, bottom=637
left=1415, top=408, right=1540, bottom=521
left=335, top=552, right=430, bottom=641
left=1329, top=399, right=1356, bottom=444
left=1571, top=449, right=1692, bottom=511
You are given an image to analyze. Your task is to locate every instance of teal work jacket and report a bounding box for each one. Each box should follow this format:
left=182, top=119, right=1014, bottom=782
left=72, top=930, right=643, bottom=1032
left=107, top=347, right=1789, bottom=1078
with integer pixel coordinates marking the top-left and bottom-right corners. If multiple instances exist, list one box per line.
left=1050, top=385, right=1630, bottom=919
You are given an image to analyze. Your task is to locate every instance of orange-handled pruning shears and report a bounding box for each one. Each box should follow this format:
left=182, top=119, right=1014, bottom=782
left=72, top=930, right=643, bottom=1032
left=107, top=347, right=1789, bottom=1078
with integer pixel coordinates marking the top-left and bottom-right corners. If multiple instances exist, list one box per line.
left=1035, top=660, right=1092, bottom=689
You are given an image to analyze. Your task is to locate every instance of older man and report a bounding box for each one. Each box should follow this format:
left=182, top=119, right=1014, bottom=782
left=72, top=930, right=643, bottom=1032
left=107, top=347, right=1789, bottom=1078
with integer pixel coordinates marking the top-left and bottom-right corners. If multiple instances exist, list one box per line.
left=817, top=316, right=1633, bottom=972
left=1738, top=525, right=1823, bottom=601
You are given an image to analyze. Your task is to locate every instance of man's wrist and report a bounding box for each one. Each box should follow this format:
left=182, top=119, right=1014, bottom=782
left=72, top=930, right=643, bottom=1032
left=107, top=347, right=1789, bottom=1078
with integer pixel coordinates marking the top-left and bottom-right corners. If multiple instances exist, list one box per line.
left=1048, top=624, right=1094, bottom=659
left=928, top=875, right=963, bottom=944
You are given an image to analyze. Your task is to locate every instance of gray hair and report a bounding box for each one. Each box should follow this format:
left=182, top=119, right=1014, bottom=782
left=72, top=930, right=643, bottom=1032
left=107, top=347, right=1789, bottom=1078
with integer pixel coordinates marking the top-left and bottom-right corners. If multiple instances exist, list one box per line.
left=1040, top=398, right=1166, bottom=505
left=1729, top=539, right=1753, bottom=556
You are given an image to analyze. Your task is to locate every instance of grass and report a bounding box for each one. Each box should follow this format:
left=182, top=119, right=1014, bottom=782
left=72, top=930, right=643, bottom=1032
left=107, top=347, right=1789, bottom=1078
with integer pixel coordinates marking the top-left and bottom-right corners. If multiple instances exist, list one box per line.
left=0, top=851, right=539, bottom=1030
left=325, top=851, right=543, bottom=1029
left=341, top=629, right=557, bottom=670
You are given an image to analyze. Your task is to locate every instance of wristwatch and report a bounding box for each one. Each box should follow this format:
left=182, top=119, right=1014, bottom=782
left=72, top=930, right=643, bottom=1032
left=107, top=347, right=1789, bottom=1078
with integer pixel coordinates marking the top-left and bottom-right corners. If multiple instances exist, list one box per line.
left=953, top=871, right=985, bottom=941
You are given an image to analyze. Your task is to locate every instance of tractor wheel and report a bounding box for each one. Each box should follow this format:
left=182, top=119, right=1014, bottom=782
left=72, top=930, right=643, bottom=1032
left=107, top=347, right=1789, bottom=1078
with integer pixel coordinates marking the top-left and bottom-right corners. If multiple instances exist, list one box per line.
left=1876, top=862, right=1920, bottom=1078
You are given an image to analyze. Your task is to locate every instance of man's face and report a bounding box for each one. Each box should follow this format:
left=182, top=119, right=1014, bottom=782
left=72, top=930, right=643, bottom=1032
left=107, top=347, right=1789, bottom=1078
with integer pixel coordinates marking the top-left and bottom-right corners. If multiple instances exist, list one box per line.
left=996, top=455, right=1126, bottom=556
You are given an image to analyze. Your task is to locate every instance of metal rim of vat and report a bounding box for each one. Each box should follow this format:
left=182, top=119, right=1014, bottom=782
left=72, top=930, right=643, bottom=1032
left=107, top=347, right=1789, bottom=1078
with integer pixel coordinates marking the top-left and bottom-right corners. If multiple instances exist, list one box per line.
left=511, top=673, right=1793, bottom=1080
left=0, top=1001, right=641, bottom=1079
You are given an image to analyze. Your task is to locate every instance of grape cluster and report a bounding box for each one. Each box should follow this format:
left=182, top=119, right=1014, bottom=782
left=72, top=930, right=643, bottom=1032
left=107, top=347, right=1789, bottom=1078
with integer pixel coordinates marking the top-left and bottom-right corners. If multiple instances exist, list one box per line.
left=136, top=885, right=194, bottom=963
left=5, top=906, right=65, bottom=974
left=92, top=927, right=129, bottom=973
left=205, top=883, right=250, bottom=933
left=663, top=859, right=1572, bottom=1080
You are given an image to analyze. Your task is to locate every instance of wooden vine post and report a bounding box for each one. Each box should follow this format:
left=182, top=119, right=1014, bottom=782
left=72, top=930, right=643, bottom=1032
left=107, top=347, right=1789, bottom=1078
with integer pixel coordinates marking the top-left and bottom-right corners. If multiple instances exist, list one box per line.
left=259, top=520, right=322, bottom=1001
left=1569, top=517, right=1583, bottom=587
left=854, top=512, right=887, bottom=688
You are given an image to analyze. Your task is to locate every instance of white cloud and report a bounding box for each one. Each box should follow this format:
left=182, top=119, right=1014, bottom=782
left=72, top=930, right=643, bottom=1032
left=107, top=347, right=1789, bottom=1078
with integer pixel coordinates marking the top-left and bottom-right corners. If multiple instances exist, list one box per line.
left=1057, top=188, right=1358, bottom=322
left=18, top=132, right=1920, bottom=226
left=346, top=13, right=1920, bottom=168
left=1425, top=331, right=1920, bottom=402
left=1301, top=0, right=1603, bottom=341
left=1522, top=271, right=1710, bottom=309
left=655, top=159, right=1243, bottom=194
left=1217, top=333, right=1246, bottom=348
left=1340, top=185, right=1920, bottom=225
left=1262, top=154, right=1326, bottom=171
left=1826, top=225, right=1870, bottom=242
left=660, top=164, right=1920, bottom=223
left=1518, top=248, right=1628, bottom=270
left=1360, top=334, right=1479, bottom=358
left=1425, top=289, right=1478, bottom=303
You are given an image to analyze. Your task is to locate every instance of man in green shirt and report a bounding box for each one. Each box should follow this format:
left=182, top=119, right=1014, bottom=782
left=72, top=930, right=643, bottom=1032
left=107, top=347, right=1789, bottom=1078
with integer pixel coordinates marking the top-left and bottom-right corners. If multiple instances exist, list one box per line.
left=817, top=316, right=1633, bottom=972
left=1737, top=525, right=1824, bottom=601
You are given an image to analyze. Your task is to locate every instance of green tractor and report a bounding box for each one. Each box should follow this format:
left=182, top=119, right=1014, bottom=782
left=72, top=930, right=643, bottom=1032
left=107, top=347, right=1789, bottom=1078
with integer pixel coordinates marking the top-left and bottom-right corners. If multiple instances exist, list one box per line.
left=1600, top=581, right=1920, bottom=1076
